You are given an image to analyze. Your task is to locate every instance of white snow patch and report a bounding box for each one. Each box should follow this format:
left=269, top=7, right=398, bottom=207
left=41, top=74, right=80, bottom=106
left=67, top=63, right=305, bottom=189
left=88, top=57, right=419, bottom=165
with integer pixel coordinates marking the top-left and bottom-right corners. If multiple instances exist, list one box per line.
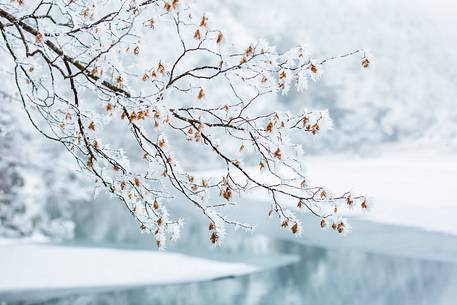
left=303, top=144, right=457, bottom=235
left=197, top=143, right=457, bottom=236
left=0, top=243, right=258, bottom=293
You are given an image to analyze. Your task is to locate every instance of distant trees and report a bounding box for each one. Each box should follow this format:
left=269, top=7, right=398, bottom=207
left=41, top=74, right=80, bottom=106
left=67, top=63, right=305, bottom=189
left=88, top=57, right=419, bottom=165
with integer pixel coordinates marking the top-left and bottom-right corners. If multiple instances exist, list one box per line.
left=0, top=94, right=89, bottom=238
left=0, top=0, right=370, bottom=247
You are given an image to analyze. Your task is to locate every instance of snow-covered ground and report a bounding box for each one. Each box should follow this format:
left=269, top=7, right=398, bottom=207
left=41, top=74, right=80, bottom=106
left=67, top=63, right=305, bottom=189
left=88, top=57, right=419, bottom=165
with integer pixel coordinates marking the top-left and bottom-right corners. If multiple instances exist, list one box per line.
left=203, top=144, right=457, bottom=235
left=0, top=243, right=297, bottom=302
left=304, top=144, right=457, bottom=235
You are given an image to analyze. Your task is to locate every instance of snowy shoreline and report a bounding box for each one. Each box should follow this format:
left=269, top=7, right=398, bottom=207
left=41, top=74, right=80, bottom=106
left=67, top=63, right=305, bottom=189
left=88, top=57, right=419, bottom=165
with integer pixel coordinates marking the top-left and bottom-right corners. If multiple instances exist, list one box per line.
left=0, top=242, right=298, bottom=303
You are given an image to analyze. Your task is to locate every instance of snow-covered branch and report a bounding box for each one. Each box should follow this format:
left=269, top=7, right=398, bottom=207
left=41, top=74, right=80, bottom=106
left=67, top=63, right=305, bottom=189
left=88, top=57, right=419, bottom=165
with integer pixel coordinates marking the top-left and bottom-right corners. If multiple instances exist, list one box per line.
left=0, top=0, right=372, bottom=248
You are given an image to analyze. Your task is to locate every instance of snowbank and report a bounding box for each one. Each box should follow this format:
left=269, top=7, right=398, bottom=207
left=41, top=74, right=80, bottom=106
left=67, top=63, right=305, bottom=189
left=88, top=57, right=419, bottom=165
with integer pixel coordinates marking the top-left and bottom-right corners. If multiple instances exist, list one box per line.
left=303, top=144, right=457, bottom=235
left=201, top=144, right=457, bottom=236
left=0, top=243, right=262, bottom=301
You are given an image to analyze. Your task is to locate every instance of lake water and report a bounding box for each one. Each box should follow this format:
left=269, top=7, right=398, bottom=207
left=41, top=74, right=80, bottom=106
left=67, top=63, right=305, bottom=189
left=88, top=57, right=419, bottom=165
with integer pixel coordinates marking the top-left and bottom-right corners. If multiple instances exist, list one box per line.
left=24, top=239, right=457, bottom=305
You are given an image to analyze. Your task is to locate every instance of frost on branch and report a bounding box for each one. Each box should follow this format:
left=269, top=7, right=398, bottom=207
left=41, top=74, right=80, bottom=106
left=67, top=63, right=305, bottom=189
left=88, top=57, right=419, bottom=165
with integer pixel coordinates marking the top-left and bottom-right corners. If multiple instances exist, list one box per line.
left=0, top=0, right=371, bottom=248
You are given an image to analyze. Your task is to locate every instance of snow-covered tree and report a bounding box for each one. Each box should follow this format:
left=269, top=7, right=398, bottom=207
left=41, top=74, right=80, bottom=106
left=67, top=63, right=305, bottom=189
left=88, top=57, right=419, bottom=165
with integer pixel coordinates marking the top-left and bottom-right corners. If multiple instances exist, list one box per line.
left=220, top=0, right=457, bottom=150
left=0, top=0, right=371, bottom=248
left=0, top=92, right=90, bottom=238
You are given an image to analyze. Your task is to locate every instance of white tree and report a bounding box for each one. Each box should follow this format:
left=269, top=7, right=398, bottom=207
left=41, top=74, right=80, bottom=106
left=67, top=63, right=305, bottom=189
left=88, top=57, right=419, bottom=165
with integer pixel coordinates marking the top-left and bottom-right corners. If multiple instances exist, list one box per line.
left=224, top=0, right=457, bottom=149
left=0, top=0, right=371, bottom=248
left=0, top=92, right=90, bottom=238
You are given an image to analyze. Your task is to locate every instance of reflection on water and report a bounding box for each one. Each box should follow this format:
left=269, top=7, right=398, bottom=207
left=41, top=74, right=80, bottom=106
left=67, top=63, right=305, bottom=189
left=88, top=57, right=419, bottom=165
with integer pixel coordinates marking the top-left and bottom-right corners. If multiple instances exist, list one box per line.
left=31, top=240, right=457, bottom=305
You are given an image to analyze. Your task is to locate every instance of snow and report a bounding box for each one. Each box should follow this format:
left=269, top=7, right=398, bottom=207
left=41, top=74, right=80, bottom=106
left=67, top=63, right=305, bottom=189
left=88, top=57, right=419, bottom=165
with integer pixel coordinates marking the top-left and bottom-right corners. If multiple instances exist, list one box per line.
left=0, top=243, right=258, bottom=296
left=303, top=144, right=457, bottom=235
left=0, top=242, right=298, bottom=302
left=215, top=143, right=457, bottom=236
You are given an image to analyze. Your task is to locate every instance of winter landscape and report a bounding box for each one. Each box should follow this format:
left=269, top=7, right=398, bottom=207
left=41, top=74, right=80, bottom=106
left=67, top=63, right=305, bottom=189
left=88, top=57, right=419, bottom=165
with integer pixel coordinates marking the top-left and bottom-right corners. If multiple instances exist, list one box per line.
left=1, top=0, right=457, bottom=304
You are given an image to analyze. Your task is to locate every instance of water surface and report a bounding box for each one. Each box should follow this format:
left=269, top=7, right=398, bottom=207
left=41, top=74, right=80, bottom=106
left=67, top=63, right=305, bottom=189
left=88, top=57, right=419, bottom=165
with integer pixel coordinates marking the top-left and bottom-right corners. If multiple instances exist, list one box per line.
left=21, top=239, right=457, bottom=305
